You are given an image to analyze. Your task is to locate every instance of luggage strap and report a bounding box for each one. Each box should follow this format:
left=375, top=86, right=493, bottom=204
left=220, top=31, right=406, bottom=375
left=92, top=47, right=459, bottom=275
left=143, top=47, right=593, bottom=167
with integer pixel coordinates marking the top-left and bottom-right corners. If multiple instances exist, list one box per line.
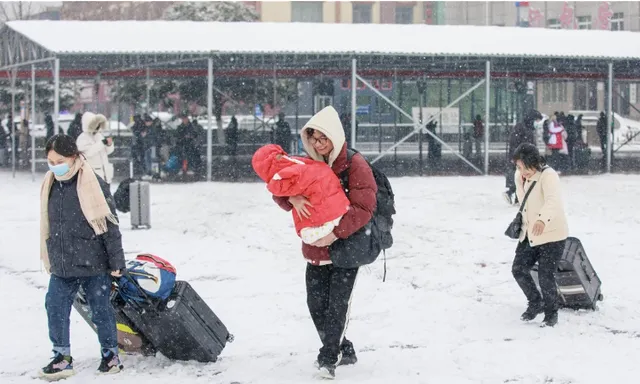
left=116, top=271, right=158, bottom=313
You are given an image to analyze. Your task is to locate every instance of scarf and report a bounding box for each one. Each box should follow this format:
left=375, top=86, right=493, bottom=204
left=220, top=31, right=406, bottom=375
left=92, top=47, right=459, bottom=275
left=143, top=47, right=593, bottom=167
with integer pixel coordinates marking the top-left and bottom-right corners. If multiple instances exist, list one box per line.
left=39, top=158, right=118, bottom=273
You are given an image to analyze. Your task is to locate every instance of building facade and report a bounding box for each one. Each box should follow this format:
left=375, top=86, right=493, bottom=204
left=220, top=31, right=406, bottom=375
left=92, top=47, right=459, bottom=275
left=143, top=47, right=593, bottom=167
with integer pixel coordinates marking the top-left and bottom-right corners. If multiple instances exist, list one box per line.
left=54, top=1, right=640, bottom=128
left=256, top=1, right=640, bottom=31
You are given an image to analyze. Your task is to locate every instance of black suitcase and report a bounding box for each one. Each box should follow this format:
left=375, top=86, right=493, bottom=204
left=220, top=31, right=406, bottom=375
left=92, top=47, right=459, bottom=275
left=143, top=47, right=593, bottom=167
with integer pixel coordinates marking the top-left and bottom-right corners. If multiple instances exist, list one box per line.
left=531, top=237, right=603, bottom=310
left=573, top=143, right=591, bottom=172
left=121, top=280, right=233, bottom=362
left=73, top=285, right=156, bottom=356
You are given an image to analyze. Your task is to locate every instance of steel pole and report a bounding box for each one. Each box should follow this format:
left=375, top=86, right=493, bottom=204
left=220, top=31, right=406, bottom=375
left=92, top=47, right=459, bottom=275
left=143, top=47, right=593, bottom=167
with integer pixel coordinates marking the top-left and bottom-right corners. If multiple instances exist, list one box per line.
left=31, top=64, right=36, bottom=181
left=351, top=58, right=357, bottom=149
left=207, top=58, right=213, bottom=182
left=485, top=60, right=491, bottom=175
left=146, top=67, right=151, bottom=113
left=10, top=68, right=16, bottom=178
left=606, top=62, right=613, bottom=173
left=53, top=58, right=60, bottom=131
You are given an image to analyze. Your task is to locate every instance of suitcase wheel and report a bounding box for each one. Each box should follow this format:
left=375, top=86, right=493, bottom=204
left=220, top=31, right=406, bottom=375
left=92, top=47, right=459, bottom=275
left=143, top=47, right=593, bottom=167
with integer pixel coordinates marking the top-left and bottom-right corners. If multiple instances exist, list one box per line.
left=597, top=293, right=604, bottom=301
left=227, top=334, right=235, bottom=343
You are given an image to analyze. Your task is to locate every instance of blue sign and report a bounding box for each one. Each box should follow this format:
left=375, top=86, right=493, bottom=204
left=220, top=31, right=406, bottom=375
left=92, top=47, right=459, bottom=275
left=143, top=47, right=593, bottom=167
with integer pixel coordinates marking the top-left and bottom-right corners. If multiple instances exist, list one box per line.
left=356, top=105, right=370, bottom=115
left=254, top=104, right=263, bottom=118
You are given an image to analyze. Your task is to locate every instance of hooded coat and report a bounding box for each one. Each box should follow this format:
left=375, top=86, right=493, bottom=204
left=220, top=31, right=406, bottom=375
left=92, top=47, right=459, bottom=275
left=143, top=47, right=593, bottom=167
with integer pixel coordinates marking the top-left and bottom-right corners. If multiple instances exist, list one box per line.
left=272, top=106, right=377, bottom=265
left=76, top=112, right=115, bottom=184
left=252, top=144, right=350, bottom=237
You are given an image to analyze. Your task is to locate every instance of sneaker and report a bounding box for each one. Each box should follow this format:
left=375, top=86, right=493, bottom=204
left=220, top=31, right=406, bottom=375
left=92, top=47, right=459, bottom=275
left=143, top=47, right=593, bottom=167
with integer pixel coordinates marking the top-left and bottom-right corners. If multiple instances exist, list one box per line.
left=520, top=301, right=544, bottom=321
left=39, top=353, right=74, bottom=381
left=317, top=363, right=336, bottom=380
left=541, top=311, right=558, bottom=327
left=97, top=351, right=123, bottom=374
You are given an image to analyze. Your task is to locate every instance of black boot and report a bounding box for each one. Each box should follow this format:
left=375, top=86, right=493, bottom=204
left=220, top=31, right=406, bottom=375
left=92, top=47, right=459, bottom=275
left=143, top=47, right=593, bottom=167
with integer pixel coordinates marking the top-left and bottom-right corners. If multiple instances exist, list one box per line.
left=541, top=311, right=558, bottom=327
left=520, top=301, right=544, bottom=321
left=338, top=342, right=358, bottom=366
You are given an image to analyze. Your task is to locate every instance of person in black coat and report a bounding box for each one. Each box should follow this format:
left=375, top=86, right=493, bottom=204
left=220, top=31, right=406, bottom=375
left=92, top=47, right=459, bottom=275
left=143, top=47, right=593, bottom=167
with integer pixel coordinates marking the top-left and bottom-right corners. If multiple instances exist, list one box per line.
left=66, top=113, right=83, bottom=141
left=0, top=116, right=8, bottom=166
left=596, top=111, right=609, bottom=159
left=38, top=134, right=125, bottom=380
left=175, top=113, right=200, bottom=174
left=226, top=115, right=239, bottom=157
left=45, top=114, right=63, bottom=141
left=273, top=112, right=291, bottom=152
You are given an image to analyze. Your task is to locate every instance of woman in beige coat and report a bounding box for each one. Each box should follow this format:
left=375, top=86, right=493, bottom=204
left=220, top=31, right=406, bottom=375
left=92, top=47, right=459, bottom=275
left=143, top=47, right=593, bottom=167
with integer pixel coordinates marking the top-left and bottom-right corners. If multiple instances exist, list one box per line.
left=511, top=143, right=569, bottom=327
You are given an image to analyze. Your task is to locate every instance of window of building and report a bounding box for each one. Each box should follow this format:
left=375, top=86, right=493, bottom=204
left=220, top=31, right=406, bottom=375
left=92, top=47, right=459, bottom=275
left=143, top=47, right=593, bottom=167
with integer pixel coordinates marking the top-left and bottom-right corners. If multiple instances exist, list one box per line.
left=542, top=82, right=568, bottom=103
left=291, top=1, right=323, bottom=23
left=611, top=12, right=624, bottom=31
left=577, top=15, right=592, bottom=30
left=395, top=5, right=413, bottom=24
left=353, top=3, right=372, bottom=24
left=547, top=18, right=560, bottom=29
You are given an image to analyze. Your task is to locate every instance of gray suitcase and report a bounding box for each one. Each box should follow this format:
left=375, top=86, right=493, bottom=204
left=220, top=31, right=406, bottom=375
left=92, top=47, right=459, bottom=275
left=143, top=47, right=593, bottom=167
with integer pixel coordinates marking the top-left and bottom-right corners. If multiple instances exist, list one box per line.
left=531, top=237, right=603, bottom=310
left=130, top=181, right=151, bottom=229
left=0, top=148, right=6, bottom=166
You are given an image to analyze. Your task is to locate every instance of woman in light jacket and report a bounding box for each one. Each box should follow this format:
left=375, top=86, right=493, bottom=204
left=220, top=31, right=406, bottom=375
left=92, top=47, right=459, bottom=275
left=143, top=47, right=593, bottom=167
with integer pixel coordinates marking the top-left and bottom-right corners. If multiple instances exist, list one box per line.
left=511, top=143, right=569, bottom=327
left=76, top=112, right=115, bottom=184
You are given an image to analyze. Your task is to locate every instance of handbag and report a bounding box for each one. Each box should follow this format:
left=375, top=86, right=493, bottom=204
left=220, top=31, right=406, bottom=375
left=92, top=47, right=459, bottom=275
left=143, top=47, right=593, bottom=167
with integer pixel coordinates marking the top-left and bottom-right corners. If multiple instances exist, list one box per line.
left=504, top=168, right=546, bottom=239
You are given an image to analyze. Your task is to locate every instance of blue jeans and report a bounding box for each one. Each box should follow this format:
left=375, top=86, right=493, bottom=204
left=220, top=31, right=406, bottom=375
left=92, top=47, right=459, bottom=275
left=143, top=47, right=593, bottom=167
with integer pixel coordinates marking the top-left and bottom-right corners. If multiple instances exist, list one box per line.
left=45, top=274, right=118, bottom=356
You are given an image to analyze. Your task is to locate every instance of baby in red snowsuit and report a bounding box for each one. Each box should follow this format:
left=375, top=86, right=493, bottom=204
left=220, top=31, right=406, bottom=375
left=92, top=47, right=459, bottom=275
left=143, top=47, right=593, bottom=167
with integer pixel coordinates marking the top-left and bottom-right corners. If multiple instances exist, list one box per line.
left=252, top=144, right=350, bottom=244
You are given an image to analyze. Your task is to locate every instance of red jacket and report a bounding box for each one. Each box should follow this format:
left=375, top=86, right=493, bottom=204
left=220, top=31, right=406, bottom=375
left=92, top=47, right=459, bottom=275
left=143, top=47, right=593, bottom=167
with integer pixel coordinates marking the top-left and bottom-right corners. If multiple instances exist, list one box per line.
left=272, top=144, right=377, bottom=265
left=252, top=144, right=350, bottom=237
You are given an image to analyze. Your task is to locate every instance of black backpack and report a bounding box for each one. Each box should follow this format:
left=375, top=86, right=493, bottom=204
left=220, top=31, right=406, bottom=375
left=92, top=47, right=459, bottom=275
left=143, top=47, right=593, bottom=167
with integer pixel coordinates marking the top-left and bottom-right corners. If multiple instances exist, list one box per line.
left=332, top=149, right=396, bottom=280
left=113, top=178, right=135, bottom=213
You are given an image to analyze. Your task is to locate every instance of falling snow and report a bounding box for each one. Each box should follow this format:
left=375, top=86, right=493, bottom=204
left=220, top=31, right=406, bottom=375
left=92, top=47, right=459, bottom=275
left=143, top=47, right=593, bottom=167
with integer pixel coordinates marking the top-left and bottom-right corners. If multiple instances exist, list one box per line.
left=2, top=169, right=640, bottom=383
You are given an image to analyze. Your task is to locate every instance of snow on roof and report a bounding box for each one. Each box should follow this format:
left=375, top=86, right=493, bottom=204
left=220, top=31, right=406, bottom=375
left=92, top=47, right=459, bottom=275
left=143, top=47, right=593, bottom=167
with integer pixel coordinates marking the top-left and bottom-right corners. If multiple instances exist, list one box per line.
left=6, top=20, right=640, bottom=60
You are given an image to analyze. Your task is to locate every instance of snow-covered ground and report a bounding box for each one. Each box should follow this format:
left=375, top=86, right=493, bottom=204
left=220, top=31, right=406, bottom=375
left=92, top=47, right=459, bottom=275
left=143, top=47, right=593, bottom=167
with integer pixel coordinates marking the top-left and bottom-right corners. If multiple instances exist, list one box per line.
left=1, top=169, right=640, bottom=384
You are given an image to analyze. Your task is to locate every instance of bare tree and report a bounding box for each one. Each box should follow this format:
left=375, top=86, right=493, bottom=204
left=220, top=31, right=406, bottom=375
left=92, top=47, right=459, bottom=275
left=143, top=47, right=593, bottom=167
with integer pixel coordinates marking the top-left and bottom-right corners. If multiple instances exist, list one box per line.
left=0, top=2, right=34, bottom=22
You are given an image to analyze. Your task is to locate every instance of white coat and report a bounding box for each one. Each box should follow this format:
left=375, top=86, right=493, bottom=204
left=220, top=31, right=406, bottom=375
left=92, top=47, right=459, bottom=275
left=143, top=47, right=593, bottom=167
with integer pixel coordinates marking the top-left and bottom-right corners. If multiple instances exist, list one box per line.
left=76, top=112, right=115, bottom=184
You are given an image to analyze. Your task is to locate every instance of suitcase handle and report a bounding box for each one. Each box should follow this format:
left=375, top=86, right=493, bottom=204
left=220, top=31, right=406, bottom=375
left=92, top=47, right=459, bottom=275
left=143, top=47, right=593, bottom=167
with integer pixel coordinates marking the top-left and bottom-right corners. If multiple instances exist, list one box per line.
left=581, top=264, right=592, bottom=283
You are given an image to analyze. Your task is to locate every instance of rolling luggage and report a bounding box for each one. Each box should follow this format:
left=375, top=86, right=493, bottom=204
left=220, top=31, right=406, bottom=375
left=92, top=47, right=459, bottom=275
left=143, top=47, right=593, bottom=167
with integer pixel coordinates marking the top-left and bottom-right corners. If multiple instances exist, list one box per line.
left=531, top=236, right=603, bottom=310
left=121, top=280, right=233, bottom=363
left=573, top=143, right=591, bottom=172
left=73, top=284, right=156, bottom=356
left=130, top=181, right=151, bottom=229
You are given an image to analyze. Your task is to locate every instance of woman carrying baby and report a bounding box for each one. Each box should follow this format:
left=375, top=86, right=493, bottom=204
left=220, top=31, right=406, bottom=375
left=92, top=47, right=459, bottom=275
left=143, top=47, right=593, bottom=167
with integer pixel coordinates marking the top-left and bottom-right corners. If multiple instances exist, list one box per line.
left=267, top=106, right=377, bottom=379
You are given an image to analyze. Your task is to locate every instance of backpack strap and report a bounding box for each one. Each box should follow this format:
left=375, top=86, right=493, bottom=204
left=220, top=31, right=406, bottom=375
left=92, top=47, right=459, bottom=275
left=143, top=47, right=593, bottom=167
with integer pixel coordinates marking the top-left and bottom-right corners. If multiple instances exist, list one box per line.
left=340, top=149, right=387, bottom=283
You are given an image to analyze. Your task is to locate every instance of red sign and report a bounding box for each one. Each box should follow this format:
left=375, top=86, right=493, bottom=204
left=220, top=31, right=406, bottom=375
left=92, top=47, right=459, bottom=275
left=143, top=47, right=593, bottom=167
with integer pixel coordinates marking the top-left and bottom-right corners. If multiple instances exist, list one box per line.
left=597, top=1, right=613, bottom=30
left=528, top=6, right=544, bottom=27
left=559, top=1, right=577, bottom=29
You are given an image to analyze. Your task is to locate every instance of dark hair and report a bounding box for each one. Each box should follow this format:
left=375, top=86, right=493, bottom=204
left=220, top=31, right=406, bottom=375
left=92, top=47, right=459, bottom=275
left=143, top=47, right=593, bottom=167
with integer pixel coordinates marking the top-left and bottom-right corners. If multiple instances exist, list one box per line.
left=45, top=134, right=81, bottom=158
left=305, top=128, right=316, bottom=138
left=512, top=143, right=546, bottom=170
